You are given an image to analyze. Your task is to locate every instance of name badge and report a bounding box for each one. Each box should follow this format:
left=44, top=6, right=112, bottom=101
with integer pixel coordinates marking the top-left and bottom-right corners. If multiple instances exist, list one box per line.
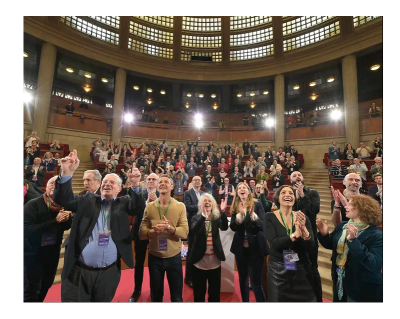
left=158, top=235, right=168, bottom=251
left=98, top=231, right=110, bottom=246
left=276, top=181, right=279, bottom=187
left=41, top=232, right=56, bottom=246
left=32, top=175, right=37, bottom=181
left=290, top=167, right=294, bottom=171
left=283, top=250, right=299, bottom=270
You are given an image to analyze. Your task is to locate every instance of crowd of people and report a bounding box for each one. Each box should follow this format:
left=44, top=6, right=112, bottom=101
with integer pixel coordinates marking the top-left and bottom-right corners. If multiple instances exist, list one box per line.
left=23, top=132, right=383, bottom=303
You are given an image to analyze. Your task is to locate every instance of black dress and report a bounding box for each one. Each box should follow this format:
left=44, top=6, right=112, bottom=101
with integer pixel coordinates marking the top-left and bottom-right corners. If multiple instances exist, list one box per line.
left=264, top=212, right=317, bottom=302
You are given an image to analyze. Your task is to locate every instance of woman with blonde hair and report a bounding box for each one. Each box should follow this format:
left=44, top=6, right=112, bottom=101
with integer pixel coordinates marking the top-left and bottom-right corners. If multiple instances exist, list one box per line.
left=189, top=194, right=228, bottom=302
left=230, top=182, right=268, bottom=302
left=317, top=194, right=382, bottom=302
left=42, top=152, right=56, bottom=172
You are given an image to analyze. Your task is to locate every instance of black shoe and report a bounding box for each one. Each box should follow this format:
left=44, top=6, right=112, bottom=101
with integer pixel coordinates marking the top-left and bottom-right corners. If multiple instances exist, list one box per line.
left=185, top=280, right=193, bottom=288
left=129, top=290, right=141, bottom=302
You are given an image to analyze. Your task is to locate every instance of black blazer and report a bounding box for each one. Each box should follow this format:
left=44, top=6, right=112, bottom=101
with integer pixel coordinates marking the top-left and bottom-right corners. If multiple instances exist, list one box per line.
left=188, top=212, right=228, bottom=264
left=184, top=188, right=204, bottom=224
left=131, top=189, right=158, bottom=242
left=368, top=185, right=382, bottom=206
left=25, top=165, right=47, bottom=186
left=230, top=201, right=269, bottom=258
left=53, top=178, right=141, bottom=281
left=318, top=222, right=383, bottom=302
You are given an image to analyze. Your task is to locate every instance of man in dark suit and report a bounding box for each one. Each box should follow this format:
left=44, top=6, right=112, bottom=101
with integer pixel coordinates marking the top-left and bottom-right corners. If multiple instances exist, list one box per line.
left=183, top=175, right=204, bottom=288
left=79, top=169, right=102, bottom=195
left=24, top=157, right=47, bottom=187
left=53, top=150, right=142, bottom=302
left=291, top=171, right=323, bottom=302
left=368, top=173, right=382, bottom=208
left=129, top=173, right=160, bottom=302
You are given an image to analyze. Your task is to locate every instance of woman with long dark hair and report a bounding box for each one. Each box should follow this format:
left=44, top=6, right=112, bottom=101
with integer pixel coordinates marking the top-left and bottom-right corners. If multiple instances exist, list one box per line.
left=345, top=143, right=356, bottom=160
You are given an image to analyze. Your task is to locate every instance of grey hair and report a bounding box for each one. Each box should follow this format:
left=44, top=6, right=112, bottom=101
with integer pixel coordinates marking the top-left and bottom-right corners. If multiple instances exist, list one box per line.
left=103, top=173, right=123, bottom=186
left=159, top=174, right=174, bottom=186
left=197, top=193, right=220, bottom=221
left=84, top=169, right=102, bottom=181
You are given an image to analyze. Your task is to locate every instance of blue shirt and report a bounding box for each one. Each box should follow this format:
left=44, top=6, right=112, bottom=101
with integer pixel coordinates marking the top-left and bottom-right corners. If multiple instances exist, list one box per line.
left=59, top=175, right=139, bottom=268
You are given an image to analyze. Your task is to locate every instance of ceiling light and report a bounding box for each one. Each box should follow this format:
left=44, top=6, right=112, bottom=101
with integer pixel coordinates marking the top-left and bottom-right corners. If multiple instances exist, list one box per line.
left=147, top=99, right=153, bottom=105
left=194, top=113, right=204, bottom=128
left=250, top=102, right=256, bottom=108
left=84, top=87, right=90, bottom=92
left=101, top=78, right=108, bottom=83
left=293, top=85, right=300, bottom=90
left=160, top=90, right=166, bottom=95
left=23, top=52, right=28, bottom=58
left=309, top=81, right=316, bottom=87
left=147, top=88, right=153, bottom=92
left=84, top=73, right=92, bottom=78
left=124, top=113, right=134, bottom=123
left=263, top=90, right=269, bottom=95
left=133, top=86, right=139, bottom=90
left=66, top=67, right=74, bottom=73
left=327, top=77, right=335, bottom=83
left=311, top=95, right=317, bottom=100
left=213, top=103, right=218, bottom=110
left=211, top=94, right=216, bottom=98
left=199, top=94, right=204, bottom=98
left=250, top=92, right=255, bottom=96
left=237, top=93, right=242, bottom=97
left=370, top=64, right=381, bottom=71
left=187, top=93, right=192, bottom=97
left=185, top=102, right=190, bottom=108
left=331, top=109, right=342, bottom=120
left=265, top=118, right=275, bottom=127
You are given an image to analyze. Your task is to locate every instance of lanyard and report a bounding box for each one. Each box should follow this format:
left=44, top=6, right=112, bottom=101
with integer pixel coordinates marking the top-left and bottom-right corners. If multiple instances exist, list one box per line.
left=279, top=210, right=293, bottom=236
left=158, top=200, right=171, bottom=220
left=101, top=204, right=110, bottom=231
left=206, top=220, right=212, bottom=238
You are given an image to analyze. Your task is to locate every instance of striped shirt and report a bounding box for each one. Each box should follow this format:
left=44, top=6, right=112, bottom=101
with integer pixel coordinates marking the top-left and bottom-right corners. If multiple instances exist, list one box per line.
left=194, top=219, right=221, bottom=270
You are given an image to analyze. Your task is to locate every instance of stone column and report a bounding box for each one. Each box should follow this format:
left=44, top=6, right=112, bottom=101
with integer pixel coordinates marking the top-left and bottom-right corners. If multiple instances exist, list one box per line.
left=274, top=74, right=285, bottom=149
left=342, top=55, right=359, bottom=148
left=33, top=42, right=57, bottom=140
left=112, top=68, right=126, bottom=142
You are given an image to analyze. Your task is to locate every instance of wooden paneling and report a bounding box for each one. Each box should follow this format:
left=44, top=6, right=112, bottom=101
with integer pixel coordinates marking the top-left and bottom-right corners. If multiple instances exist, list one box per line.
left=232, top=130, right=274, bottom=142
left=48, top=113, right=110, bottom=134
left=51, top=95, right=113, bottom=118
left=168, top=129, right=180, bottom=140
left=219, top=131, right=231, bottom=142
left=286, top=123, right=345, bottom=140
left=124, top=126, right=167, bottom=139
left=359, top=117, right=383, bottom=134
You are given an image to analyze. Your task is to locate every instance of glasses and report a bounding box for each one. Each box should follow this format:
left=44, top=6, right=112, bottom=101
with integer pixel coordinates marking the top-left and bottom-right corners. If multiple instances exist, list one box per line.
left=147, top=178, right=157, bottom=181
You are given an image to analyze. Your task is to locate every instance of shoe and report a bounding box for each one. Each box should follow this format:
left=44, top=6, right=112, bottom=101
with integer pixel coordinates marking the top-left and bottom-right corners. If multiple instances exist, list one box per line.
left=129, top=290, right=141, bottom=302
left=184, top=280, right=193, bottom=288
left=249, top=284, right=252, bottom=290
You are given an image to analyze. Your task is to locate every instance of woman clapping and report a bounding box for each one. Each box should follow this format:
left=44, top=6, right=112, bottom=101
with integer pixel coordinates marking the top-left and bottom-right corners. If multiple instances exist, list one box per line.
left=230, top=182, right=268, bottom=302
left=316, top=194, right=382, bottom=302
left=189, top=195, right=228, bottom=302
left=264, top=185, right=317, bottom=302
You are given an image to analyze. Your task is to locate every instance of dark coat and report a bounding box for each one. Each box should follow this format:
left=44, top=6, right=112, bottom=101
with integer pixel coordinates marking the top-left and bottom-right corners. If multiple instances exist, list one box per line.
left=230, top=201, right=269, bottom=258
left=188, top=212, right=228, bottom=264
left=131, top=188, right=158, bottom=242
left=24, top=165, right=47, bottom=186
left=368, top=185, right=382, bottom=206
left=318, top=222, right=383, bottom=302
left=53, top=178, right=141, bottom=280
left=184, top=188, right=204, bottom=224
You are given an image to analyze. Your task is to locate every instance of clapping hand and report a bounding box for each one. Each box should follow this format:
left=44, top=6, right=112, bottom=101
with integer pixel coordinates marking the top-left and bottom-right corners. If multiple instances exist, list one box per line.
left=238, top=202, right=246, bottom=216
left=127, top=168, right=141, bottom=186
left=316, top=218, right=329, bottom=236
left=346, top=224, right=358, bottom=241
left=220, top=198, right=227, bottom=212
left=60, top=149, right=80, bottom=176
left=152, top=216, right=169, bottom=234
left=56, top=209, right=71, bottom=223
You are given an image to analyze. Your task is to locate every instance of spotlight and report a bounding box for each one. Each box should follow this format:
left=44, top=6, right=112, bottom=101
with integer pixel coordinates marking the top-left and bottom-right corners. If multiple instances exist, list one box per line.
left=327, top=77, right=335, bottom=83
left=199, top=94, right=204, bottom=98
left=124, top=113, right=134, bottom=123
left=160, top=90, right=166, bottom=95
left=84, top=87, right=90, bottom=92
left=263, top=90, right=269, bottom=95
left=211, top=94, right=216, bottom=98
left=23, top=52, right=28, bottom=58
left=309, top=81, right=316, bottom=87
left=185, top=102, right=190, bottom=108
left=147, top=88, right=153, bottom=92
left=66, top=67, right=74, bottom=73
left=194, top=113, right=203, bottom=128
left=250, top=102, right=256, bottom=108
left=237, top=93, right=242, bottom=97
left=23, top=92, right=32, bottom=103
left=101, top=78, right=108, bottom=83
left=187, top=93, right=192, bottom=97
left=147, top=99, right=153, bottom=105
left=265, top=118, right=275, bottom=127
left=84, top=73, right=92, bottom=78
left=330, top=109, right=342, bottom=121
left=293, top=85, right=300, bottom=90
left=250, top=92, right=255, bottom=96
left=370, top=64, right=380, bottom=71
left=213, top=103, right=218, bottom=110
left=133, top=86, right=139, bottom=90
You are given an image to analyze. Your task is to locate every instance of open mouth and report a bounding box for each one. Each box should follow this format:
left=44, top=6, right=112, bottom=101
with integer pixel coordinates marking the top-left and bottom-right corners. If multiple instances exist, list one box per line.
left=283, top=197, right=293, bottom=203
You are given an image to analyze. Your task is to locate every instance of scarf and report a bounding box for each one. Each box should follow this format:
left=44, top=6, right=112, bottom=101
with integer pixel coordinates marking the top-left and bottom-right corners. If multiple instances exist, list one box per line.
left=335, top=219, right=369, bottom=300
left=43, top=193, right=62, bottom=213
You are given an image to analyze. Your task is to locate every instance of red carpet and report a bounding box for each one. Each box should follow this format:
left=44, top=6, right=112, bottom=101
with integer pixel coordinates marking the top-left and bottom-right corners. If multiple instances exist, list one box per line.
left=44, top=267, right=331, bottom=302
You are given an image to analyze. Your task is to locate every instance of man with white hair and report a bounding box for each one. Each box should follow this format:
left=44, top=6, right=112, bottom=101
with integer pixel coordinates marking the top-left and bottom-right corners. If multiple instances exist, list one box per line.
left=79, top=169, right=102, bottom=195
left=356, top=142, right=372, bottom=159
left=53, top=150, right=143, bottom=302
left=370, top=157, right=383, bottom=175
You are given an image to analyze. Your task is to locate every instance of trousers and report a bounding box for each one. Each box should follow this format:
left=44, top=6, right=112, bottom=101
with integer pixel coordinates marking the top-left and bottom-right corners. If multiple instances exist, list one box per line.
left=192, top=266, right=221, bottom=302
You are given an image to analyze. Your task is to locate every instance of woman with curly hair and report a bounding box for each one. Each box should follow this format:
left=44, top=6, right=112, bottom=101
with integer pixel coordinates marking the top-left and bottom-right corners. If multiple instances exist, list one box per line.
left=230, top=182, right=268, bottom=302
left=317, top=194, right=382, bottom=302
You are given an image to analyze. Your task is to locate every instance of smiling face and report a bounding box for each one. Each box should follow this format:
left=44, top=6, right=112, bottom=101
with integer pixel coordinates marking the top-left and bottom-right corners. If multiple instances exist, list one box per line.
left=146, top=173, right=159, bottom=190
left=255, top=184, right=262, bottom=196
left=201, top=196, right=213, bottom=213
left=83, top=172, right=100, bottom=193
left=249, top=180, right=255, bottom=188
left=344, top=173, right=362, bottom=193
left=278, top=186, right=295, bottom=208
left=290, top=171, right=303, bottom=184
left=345, top=200, right=360, bottom=220
left=237, top=183, right=250, bottom=201
left=192, top=176, right=202, bottom=189
left=101, top=174, right=122, bottom=200
left=157, top=176, right=174, bottom=195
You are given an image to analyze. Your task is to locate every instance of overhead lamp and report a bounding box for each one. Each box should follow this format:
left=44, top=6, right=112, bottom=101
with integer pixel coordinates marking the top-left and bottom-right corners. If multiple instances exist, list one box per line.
left=237, top=93, right=243, bottom=97
left=211, top=94, right=216, bottom=98
left=370, top=64, right=380, bottom=71
left=213, top=103, right=218, bottom=110
left=331, top=109, right=342, bottom=120
left=309, top=81, right=316, bottom=87
left=23, top=52, right=29, bottom=58
left=84, top=87, right=90, bottom=92
left=311, top=95, right=317, bottom=100
left=160, top=90, right=166, bottom=95
left=187, top=93, right=192, bottom=97
left=147, top=88, right=153, bottom=92
left=293, top=85, right=300, bottom=90
left=147, top=99, right=153, bottom=105
left=84, top=73, right=92, bottom=78
left=250, top=102, right=256, bottom=108
left=199, top=94, right=204, bottom=98
left=194, top=113, right=204, bottom=128
left=101, top=78, right=108, bottom=83
left=185, top=102, right=190, bottom=108
left=124, top=113, right=134, bottom=123
left=263, top=90, right=269, bottom=95
left=327, top=77, right=335, bottom=83
left=133, top=86, right=139, bottom=90
left=250, top=92, right=255, bottom=96
left=66, top=67, right=74, bottom=73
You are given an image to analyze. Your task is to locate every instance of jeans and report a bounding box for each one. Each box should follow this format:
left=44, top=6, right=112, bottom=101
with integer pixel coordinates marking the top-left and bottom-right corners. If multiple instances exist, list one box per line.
left=133, top=239, right=148, bottom=292
left=235, top=249, right=266, bottom=302
left=148, top=253, right=183, bottom=302
left=192, top=266, right=221, bottom=302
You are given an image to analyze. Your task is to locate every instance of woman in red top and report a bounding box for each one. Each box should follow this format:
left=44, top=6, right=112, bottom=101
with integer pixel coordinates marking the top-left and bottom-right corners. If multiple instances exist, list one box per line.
left=129, top=141, right=144, bottom=157
left=227, top=153, right=233, bottom=171
left=174, top=156, right=185, bottom=171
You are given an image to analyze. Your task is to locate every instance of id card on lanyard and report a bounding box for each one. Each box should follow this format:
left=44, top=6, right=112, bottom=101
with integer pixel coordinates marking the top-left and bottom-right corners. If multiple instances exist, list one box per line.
left=157, top=200, right=171, bottom=251
left=98, top=206, right=111, bottom=247
left=279, top=210, right=299, bottom=270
